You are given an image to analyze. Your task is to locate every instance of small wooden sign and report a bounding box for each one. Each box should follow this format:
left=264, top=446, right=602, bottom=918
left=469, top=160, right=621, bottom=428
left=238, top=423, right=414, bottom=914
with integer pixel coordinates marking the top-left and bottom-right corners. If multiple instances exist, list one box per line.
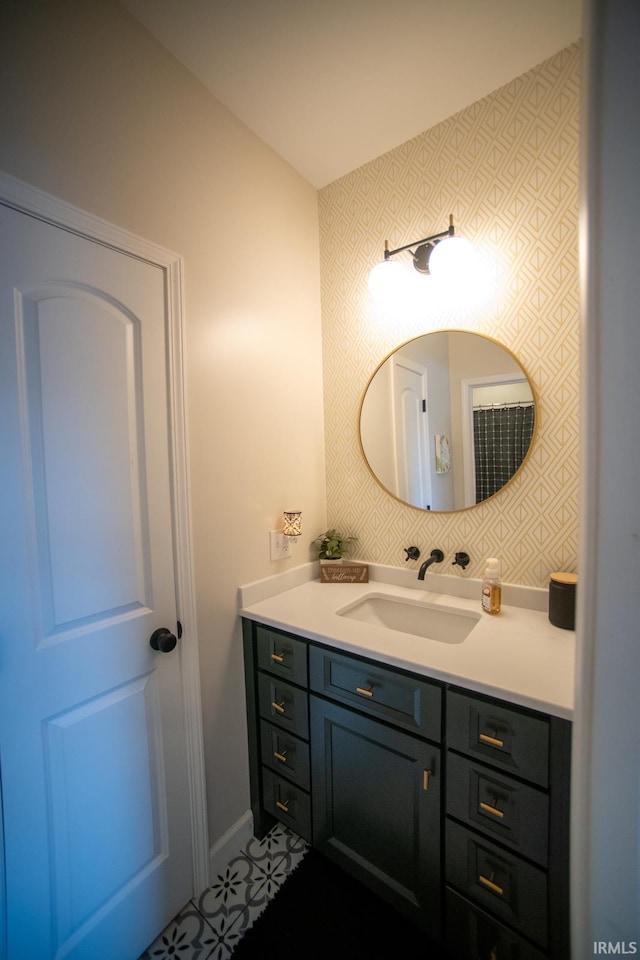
left=320, top=562, right=369, bottom=584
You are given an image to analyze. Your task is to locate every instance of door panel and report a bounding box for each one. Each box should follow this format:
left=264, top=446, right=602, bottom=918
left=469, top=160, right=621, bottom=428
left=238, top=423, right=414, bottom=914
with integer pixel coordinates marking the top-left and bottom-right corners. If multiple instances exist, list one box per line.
left=19, top=286, right=150, bottom=635
left=0, top=202, right=193, bottom=960
left=45, top=675, right=163, bottom=941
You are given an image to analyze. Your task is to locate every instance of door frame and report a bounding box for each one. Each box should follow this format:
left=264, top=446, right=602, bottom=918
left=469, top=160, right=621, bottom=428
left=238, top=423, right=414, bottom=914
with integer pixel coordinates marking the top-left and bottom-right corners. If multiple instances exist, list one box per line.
left=460, top=372, right=529, bottom=508
left=0, top=169, right=210, bottom=894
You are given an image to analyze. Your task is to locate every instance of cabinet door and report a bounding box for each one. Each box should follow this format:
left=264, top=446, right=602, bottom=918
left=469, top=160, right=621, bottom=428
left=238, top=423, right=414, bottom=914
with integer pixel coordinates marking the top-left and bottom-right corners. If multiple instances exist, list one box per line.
left=311, top=696, right=441, bottom=935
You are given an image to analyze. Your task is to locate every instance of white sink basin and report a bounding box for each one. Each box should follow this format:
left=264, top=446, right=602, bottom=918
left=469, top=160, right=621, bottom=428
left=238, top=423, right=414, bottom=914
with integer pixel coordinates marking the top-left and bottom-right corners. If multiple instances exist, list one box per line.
left=337, top=593, right=480, bottom=644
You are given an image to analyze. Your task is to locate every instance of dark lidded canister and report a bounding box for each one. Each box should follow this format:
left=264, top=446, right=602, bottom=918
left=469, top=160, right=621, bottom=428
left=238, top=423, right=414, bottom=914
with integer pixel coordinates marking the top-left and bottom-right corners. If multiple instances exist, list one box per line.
left=548, top=571, right=578, bottom=630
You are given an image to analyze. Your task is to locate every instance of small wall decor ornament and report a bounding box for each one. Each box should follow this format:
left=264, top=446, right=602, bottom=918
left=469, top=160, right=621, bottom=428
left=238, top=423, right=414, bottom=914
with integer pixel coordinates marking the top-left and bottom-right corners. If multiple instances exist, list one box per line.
left=319, top=561, right=369, bottom=584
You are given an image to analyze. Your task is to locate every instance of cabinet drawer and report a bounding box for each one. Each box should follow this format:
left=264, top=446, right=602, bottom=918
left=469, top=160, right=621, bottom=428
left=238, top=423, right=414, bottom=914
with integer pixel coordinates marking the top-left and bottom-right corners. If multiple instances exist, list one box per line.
left=262, top=768, right=311, bottom=842
left=447, top=753, right=549, bottom=867
left=256, top=625, right=307, bottom=686
left=258, top=673, right=309, bottom=739
left=446, top=820, right=548, bottom=947
left=446, top=888, right=546, bottom=960
left=260, top=720, right=310, bottom=790
left=309, top=645, right=441, bottom=741
left=447, top=690, right=549, bottom=787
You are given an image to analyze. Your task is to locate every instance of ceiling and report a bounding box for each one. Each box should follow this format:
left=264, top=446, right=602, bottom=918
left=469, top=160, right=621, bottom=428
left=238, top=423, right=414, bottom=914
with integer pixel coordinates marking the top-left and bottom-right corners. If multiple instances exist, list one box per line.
left=120, top=0, right=582, bottom=188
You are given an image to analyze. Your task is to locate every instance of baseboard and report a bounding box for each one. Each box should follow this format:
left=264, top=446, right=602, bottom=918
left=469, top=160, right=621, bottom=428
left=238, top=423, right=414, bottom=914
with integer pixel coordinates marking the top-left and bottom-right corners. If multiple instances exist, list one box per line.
left=208, top=809, right=254, bottom=882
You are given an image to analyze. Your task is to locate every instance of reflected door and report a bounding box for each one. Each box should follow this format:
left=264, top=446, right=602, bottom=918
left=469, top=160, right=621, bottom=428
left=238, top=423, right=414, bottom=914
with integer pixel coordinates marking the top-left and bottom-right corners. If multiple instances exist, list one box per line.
left=0, top=204, right=193, bottom=960
left=392, top=357, right=431, bottom=509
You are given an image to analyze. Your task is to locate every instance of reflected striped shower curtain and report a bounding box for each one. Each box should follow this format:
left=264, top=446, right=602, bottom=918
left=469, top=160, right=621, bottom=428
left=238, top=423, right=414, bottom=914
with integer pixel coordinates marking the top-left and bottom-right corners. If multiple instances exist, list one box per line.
left=473, top=403, right=534, bottom=502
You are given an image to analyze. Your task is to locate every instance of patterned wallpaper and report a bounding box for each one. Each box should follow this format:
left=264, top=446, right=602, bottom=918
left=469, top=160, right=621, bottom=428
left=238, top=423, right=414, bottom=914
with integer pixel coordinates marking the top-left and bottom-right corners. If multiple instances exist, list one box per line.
left=318, top=44, right=580, bottom=587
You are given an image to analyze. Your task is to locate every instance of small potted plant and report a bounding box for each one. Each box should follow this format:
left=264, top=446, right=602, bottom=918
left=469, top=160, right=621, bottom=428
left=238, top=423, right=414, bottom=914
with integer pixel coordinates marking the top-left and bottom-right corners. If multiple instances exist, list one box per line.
left=314, top=528, right=358, bottom=562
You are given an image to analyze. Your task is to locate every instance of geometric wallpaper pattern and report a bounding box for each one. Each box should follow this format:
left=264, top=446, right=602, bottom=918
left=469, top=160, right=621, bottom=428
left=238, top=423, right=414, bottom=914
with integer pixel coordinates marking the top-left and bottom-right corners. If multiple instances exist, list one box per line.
left=318, top=43, right=581, bottom=588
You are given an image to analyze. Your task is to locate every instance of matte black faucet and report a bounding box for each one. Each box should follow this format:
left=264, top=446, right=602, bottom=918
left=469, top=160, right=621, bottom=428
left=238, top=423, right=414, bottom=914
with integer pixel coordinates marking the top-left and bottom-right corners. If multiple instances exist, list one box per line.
left=417, top=549, right=444, bottom=579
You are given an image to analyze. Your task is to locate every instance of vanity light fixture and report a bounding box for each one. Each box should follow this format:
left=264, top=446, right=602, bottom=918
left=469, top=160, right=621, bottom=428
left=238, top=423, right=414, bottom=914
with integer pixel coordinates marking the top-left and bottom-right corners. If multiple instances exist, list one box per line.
left=282, top=510, right=302, bottom=542
left=368, top=214, right=475, bottom=301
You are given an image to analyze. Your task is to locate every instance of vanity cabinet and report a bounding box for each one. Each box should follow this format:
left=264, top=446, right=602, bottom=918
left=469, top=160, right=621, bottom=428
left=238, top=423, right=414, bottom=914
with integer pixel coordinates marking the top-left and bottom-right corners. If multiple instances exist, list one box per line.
left=242, top=618, right=571, bottom=959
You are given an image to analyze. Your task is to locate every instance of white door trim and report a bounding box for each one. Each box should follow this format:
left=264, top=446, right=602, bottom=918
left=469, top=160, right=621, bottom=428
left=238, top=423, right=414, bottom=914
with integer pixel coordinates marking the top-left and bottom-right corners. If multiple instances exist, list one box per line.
left=460, top=372, right=528, bottom=508
left=572, top=0, right=640, bottom=951
left=0, top=170, right=210, bottom=894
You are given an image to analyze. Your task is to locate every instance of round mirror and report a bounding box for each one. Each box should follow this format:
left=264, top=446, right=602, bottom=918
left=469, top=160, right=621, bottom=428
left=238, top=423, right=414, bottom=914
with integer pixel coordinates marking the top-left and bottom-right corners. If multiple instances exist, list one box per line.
left=359, top=330, right=536, bottom=512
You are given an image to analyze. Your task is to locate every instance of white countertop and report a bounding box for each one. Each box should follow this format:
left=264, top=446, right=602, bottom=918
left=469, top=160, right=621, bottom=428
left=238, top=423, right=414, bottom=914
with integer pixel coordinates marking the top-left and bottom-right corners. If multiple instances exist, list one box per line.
left=239, top=569, right=575, bottom=720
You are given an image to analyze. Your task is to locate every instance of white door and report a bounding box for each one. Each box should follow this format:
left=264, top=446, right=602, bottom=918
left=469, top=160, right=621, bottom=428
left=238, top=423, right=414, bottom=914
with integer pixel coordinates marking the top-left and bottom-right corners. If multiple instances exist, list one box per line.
left=0, top=202, right=194, bottom=959
left=392, top=356, right=431, bottom=509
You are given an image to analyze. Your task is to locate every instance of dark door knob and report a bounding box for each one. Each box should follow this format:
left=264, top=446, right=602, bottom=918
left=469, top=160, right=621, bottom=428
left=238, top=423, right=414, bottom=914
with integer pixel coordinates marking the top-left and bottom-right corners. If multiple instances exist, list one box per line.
left=150, top=627, right=177, bottom=653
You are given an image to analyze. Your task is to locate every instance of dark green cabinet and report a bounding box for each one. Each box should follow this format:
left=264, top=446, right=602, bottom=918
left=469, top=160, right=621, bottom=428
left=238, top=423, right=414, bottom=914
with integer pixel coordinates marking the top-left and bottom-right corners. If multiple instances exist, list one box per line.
left=242, top=617, right=571, bottom=959
left=311, top=695, right=441, bottom=934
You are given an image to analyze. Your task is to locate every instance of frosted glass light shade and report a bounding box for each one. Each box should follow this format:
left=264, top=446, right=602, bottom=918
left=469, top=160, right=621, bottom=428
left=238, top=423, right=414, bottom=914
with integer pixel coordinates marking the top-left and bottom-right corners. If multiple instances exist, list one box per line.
left=283, top=511, right=302, bottom=537
left=428, top=235, right=476, bottom=281
left=368, top=258, right=409, bottom=302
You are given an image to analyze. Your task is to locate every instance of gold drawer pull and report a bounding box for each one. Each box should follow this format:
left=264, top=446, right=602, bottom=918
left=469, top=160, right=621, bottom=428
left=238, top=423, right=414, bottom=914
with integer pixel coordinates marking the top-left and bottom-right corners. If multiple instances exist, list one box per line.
left=480, top=801, right=504, bottom=819
left=273, top=751, right=288, bottom=763
left=270, top=652, right=285, bottom=663
left=479, top=732, right=504, bottom=748
left=479, top=874, right=504, bottom=896
left=356, top=686, right=373, bottom=697
left=271, top=701, right=286, bottom=714
left=276, top=800, right=290, bottom=813
left=423, top=769, right=431, bottom=791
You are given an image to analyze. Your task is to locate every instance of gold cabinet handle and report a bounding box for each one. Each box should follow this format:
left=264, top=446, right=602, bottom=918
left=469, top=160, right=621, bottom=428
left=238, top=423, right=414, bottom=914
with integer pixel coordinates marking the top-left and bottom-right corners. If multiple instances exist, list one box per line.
left=356, top=686, right=373, bottom=697
left=423, top=769, right=431, bottom=791
left=480, top=801, right=504, bottom=819
left=479, top=874, right=504, bottom=896
left=271, top=701, right=286, bottom=714
left=479, top=732, right=504, bottom=748
left=276, top=799, right=290, bottom=813
left=270, top=652, right=284, bottom=663
left=273, top=751, right=288, bottom=763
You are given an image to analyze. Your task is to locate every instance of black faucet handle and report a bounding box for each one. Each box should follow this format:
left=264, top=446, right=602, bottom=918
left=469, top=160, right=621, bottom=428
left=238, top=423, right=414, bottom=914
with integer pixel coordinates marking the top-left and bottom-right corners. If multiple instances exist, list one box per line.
left=452, top=551, right=470, bottom=569
left=404, top=546, right=421, bottom=562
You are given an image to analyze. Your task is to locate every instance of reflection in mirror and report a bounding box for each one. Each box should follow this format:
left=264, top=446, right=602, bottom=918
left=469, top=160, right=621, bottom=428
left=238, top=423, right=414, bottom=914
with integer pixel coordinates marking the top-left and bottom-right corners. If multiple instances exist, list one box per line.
left=359, top=331, right=535, bottom=512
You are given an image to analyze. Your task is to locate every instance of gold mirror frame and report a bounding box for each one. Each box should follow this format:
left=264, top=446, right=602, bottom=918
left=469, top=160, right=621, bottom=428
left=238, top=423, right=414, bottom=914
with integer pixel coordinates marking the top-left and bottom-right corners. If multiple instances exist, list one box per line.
left=358, top=330, right=538, bottom=513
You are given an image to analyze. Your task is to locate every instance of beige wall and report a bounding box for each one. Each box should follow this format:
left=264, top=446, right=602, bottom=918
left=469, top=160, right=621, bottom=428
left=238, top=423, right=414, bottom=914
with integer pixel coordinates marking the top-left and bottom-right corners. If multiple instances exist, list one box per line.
left=319, top=44, right=581, bottom=587
left=0, top=0, right=326, bottom=846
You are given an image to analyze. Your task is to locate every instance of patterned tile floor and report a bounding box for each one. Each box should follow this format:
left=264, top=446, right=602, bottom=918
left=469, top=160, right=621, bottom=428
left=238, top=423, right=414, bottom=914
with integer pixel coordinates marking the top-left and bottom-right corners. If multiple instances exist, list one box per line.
left=139, top=824, right=308, bottom=960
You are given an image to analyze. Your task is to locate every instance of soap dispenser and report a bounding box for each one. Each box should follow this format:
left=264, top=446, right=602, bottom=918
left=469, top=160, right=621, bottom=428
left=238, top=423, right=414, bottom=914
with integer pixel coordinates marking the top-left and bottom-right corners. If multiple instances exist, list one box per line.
left=481, top=558, right=502, bottom=615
